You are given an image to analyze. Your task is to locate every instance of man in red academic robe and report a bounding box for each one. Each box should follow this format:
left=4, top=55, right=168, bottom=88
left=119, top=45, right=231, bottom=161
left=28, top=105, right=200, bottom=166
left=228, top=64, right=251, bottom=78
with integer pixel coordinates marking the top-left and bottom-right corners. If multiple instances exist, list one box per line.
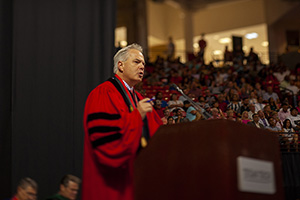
left=82, top=43, right=162, bottom=200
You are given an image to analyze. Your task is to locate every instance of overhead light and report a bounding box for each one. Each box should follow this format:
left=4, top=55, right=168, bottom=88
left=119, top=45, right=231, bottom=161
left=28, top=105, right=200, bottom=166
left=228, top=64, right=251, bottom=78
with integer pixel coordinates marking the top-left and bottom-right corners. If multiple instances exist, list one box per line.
left=193, top=43, right=199, bottom=48
left=213, top=50, right=222, bottom=55
left=219, top=37, right=231, bottom=44
left=261, top=41, right=269, bottom=47
left=245, top=32, right=258, bottom=39
left=120, top=40, right=128, bottom=47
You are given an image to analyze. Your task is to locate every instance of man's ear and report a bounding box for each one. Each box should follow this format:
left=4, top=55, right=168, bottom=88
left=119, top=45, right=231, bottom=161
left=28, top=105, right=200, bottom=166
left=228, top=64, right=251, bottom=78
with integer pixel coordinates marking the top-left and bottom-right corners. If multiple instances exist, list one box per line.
left=118, top=61, right=124, bottom=72
left=17, top=186, right=22, bottom=194
left=60, top=184, right=65, bottom=192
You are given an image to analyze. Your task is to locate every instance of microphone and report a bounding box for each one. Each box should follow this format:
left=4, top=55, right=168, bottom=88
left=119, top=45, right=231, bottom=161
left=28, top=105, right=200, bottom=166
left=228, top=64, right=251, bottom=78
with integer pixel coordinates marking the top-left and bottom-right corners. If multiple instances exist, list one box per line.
left=170, top=83, right=211, bottom=119
left=171, top=83, right=183, bottom=94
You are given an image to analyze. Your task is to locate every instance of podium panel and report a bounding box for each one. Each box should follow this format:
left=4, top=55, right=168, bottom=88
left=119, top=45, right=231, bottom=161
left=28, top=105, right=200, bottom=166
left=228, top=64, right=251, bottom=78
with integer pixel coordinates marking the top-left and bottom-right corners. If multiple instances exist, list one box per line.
left=134, top=120, right=284, bottom=200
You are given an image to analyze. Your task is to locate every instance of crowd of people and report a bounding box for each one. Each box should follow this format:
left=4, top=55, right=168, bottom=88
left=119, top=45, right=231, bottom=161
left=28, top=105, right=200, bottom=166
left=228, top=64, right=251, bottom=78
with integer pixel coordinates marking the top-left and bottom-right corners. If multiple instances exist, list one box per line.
left=138, top=46, right=300, bottom=146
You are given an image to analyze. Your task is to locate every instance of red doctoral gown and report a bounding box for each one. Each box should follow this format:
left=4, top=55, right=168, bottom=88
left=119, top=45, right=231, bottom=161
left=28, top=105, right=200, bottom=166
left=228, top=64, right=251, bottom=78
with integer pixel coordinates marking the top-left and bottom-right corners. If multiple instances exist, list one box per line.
left=82, top=74, right=162, bottom=200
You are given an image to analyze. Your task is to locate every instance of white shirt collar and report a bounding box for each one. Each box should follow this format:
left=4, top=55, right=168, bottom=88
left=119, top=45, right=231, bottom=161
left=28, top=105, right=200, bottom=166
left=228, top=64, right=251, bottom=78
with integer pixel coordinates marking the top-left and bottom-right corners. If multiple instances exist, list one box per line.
left=123, top=80, right=133, bottom=91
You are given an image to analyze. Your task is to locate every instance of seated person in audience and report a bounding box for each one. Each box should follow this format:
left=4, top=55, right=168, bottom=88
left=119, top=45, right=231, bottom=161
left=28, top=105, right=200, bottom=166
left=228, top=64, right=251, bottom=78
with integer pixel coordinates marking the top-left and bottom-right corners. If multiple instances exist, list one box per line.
left=11, top=177, right=38, bottom=200
left=217, top=93, right=228, bottom=112
left=227, top=94, right=242, bottom=117
left=248, top=103, right=256, bottom=120
left=265, top=117, right=282, bottom=132
left=249, top=91, right=258, bottom=104
left=263, top=104, right=272, bottom=119
left=169, top=71, right=182, bottom=85
left=167, top=116, right=175, bottom=125
left=226, top=109, right=236, bottom=121
left=183, top=100, right=198, bottom=122
left=161, top=108, right=170, bottom=125
left=286, top=107, right=300, bottom=131
left=269, top=110, right=283, bottom=130
left=155, top=91, right=168, bottom=108
left=209, top=80, right=222, bottom=94
left=196, top=96, right=206, bottom=108
left=173, top=108, right=185, bottom=123
left=153, top=100, right=164, bottom=118
left=204, top=89, right=216, bottom=106
left=208, top=108, right=222, bottom=120
left=178, top=87, right=189, bottom=103
left=240, top=97, right=250, bottom=115
left=255, top=96, right=265, bottom=112
left=247, top=113, right=264, bottom=129
left=204, top=103, right=211, bottom=116
left=268, top=97, right=279, bottom=111
left=241, top=111, right=251, bottom=124
left=168, top=93, right=184, bottom=112
left=189, top=80, right=202, bottom=98
left=46, top=174, right=81, bottom=200
left=254, top=82, right=265, bottom=97
left=278, top=103, right=291, bottom=122
left=263, top=86, right=280, bottom=104
left=258, top=110, right=269, bottom=128
left=282, top=119, right=295, bottom=133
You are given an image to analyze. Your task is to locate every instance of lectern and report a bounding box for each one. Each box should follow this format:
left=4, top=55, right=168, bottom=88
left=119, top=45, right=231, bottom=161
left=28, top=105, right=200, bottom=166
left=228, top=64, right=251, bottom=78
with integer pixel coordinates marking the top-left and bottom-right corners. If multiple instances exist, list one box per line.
left=134, top=120, right=284, bottom=200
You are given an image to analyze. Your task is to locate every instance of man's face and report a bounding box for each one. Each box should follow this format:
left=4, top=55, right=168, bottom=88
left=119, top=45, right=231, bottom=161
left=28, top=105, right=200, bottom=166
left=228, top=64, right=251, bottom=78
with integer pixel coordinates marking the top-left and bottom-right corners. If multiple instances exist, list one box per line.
left=60, top=181, right=79, bottom=200
left=176, top=110, right=182, bottom=116
left=118, top=49, right=145, bottom=86
left=157, top=92, right=163, bottom=100
left=243, top=99, right=249, bottom=106
left=17, top=186, right=37, bottom=200
left=184, top=88, right=189, bottom=94
left=269, top=118, right=275, bottom=126
left=267, top=86, right=273, bottom=94
left=164, top=109, right=170, bottom=117
left=292, top=109, right=298, bottom=116
left=154, top=100, right=162, bottom=109
left=258, top=111, right=264, bottom=118
left=255, top=83, right=261, bottom=89
left=264, top=105, right=271, bottom=112
left=253, top=115, right=259, bottom=123
left=249, top=104, right=255, bottom=112
left=282, top=105, right=288, bottom=112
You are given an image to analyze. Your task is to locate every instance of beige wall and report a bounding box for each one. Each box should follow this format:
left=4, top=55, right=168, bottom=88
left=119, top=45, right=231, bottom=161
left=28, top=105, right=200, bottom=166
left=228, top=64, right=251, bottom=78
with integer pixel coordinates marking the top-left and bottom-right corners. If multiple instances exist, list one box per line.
left=268, top=4, right=300, bottom=60
left=264, top=0, right=300, bottom=25
left=147, top=1, right=184, bottom=41
left=193, top=0, right=265, bottom=35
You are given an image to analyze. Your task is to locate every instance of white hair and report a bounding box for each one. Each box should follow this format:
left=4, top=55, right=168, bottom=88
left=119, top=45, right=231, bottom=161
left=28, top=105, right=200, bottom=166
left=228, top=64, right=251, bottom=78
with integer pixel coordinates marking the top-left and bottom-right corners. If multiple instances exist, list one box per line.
left=113, top=43, right=143, bottom=73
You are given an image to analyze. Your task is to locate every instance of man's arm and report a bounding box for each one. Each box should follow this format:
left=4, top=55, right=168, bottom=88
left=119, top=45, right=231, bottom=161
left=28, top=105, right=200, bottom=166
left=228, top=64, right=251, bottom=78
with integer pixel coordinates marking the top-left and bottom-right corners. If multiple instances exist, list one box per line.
left=84, top=85, right=144, bottom=168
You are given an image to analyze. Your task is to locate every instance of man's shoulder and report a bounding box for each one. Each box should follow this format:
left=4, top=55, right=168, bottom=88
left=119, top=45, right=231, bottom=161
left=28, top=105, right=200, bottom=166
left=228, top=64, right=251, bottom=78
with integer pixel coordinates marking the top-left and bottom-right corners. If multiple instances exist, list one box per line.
left=89, top=79, right=117, bottom=94
left=187, top=106, right=196, bottom=111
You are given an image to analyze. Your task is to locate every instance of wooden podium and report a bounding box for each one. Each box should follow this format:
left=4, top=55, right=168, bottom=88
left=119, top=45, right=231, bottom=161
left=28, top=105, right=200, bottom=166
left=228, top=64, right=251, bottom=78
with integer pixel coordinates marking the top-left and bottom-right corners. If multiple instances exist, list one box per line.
left=134, top=120, right=284, bottom=200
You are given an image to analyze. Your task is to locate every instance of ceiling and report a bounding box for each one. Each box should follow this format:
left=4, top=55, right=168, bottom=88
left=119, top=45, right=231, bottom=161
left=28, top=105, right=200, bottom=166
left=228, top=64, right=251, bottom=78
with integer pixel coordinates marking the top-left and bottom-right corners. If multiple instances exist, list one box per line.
left=152, top=0, right=251, bottom=11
